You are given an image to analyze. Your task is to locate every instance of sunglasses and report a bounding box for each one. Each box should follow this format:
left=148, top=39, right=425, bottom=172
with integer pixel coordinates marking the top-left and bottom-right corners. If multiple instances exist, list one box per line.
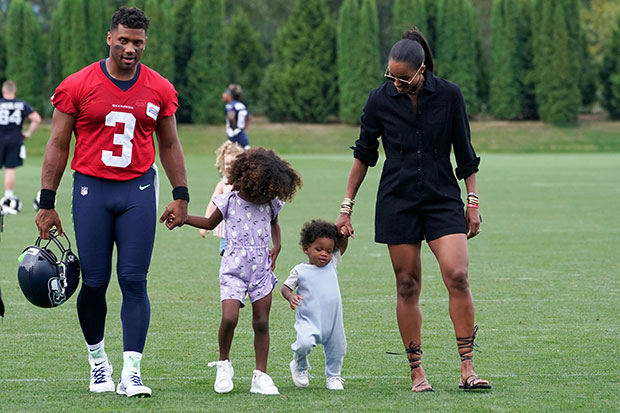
left=384, top=61, right=425, bottom=86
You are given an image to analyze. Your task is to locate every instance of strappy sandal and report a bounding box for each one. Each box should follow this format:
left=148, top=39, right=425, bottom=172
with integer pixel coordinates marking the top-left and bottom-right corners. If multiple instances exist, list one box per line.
left=406, top=343, right=434, bottom=392
left=456, top=325, right=491, bottom=390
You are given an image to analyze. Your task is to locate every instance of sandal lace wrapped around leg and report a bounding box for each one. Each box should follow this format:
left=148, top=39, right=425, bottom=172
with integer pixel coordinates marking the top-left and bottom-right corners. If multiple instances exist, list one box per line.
left=456, top=325, right=491, bottom=390
left=406, top=343, right=434, bottom=392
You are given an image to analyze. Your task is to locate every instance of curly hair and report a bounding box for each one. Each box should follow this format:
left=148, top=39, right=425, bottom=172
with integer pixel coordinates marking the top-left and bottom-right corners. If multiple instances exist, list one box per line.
left=299, top=219, right=340, bottom=250
left=110, top=7, right=150, bottom=33
left=228, top=147, right=302, bottom=204
left=214, top=141, right=244, bottom=177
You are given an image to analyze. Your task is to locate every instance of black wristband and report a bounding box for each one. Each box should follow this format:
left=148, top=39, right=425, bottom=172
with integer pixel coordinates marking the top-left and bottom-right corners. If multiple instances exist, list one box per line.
left=172, top=186, right=190, bottom=202
left=39, top=189, right=56, bottom=210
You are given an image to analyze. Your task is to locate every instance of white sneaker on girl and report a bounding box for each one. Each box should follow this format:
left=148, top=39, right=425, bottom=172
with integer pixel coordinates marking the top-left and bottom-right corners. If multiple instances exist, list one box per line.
left=208, top=360, right=234, bottom=393
left=250, top=370, right=279, bottom=395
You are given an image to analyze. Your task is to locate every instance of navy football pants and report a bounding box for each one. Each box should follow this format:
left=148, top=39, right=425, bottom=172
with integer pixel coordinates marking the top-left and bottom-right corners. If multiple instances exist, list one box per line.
left=72, top=168, right=157, bottom=352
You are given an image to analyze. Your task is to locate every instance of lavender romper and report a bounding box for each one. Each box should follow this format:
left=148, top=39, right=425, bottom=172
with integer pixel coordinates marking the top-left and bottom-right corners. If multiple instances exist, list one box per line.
left=212, top=191, right=283, bottom=307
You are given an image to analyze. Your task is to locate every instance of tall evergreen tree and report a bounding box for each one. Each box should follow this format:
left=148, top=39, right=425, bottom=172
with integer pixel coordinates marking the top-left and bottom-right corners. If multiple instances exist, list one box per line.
left=0, top=30, right=6, bottom=84
left=392, top=0, right=428, bottom=43
left=600, top=13, right=620, bottom=118
left=226, top=8, right=266, bottom=111
left=173, top=0, right=194, bottom=122
left=337, top=0, right=362, bottom=124
left=563, top=0, right=584, bottom=108
left=262, top=0, right=336, bottom=122
left=5, top=0, right=45, bottom=109
left=48, top=1, right=67, bottom=91
left=57, top=0, right=89, bottom=78
left=489, top=0, right=522, bottom=119
left=359, top=0, right=381, bottom=100
left=579, top=30, right=598, bottom=109
left=424, top=0, right=438, bottom=51
left=470, top=5, right=488, bottom=113
left=187, top=0, right=227, bottom=124
left=84, top=0, right=109, bottom=63
left=435, top=0, right=479, bottom=114
left=518, top=0, right=538, bottom=119
left=533, top=0, right=579, bottom=123
left=140, top=0, right=174, bottom=80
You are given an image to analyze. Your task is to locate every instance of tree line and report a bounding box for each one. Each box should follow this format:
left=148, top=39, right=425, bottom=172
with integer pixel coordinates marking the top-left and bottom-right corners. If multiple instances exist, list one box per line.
left=1, top=0, right=620, bottom=124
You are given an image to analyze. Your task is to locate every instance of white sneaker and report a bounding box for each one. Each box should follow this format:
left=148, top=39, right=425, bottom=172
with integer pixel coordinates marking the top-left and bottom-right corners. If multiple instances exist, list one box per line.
left=116, top=371, right=152, bottom=397
left=289, top=360, right=309, bottom=388
left=207, top=360, right=234, bottom=393
left=250, top=370, right=280, bottom=395
left=326, top=376, right=345, bottom=390
left=89, top=359, right=115, bottom=393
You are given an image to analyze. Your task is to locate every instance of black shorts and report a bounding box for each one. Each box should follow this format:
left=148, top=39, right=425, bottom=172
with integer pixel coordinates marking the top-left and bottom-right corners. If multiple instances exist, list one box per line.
left=374, top=199, right=467, bottom=244
left=0, top=141, right=24, bottom=168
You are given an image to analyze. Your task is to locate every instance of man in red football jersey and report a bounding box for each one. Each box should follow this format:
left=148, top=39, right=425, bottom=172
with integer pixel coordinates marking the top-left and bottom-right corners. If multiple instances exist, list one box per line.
left=35, top=7, right=188, bottom=398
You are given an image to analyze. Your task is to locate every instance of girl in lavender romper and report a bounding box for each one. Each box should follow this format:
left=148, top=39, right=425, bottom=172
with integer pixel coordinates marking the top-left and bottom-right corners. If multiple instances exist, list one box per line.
left=167, top=148, right=302, bottom=395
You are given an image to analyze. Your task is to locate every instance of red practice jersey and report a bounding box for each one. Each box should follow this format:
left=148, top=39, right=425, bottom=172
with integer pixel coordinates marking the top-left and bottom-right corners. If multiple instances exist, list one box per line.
left=51, top=62, right=178, bottom=180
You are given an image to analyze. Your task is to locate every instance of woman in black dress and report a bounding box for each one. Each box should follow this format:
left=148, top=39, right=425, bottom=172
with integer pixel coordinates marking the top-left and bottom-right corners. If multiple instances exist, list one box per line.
left=336, top=29, right=490, bottom=392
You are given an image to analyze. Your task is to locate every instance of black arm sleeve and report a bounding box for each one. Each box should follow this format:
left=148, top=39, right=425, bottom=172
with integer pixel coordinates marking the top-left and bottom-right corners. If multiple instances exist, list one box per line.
left=351, top=91, right=382, bottom=167
left=451, top=86, right=480, bottom=180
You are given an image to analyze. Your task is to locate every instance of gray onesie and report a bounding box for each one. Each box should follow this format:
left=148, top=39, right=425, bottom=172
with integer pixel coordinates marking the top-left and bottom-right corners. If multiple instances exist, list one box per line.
left=284, top=252, right=346, bottom=377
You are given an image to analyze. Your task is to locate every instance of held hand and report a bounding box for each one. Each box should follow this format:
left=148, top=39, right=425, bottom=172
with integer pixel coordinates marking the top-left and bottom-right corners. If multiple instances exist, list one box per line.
left=164, top=214, right=179, bottom=230
left=159, top=199, right=188, bottom=230
left=269, top=244, right=281, bottom=271
left=466, top=207, right=481, bottom=239
left=200, top=229, right=209, bottom=238
left=35, top=209, right=63, bottom=239
left=288, top=294, right=304, bottom=310
left=335, top=213, right=355, bottom=239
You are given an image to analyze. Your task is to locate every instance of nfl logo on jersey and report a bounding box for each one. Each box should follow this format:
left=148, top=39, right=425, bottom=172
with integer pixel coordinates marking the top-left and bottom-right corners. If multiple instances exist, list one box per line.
left=80, top=186, right=88, bottom=196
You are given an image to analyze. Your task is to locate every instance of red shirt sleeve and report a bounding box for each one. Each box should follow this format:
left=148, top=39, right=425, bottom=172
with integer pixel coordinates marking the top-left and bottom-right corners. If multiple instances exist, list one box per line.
left=159, top=79, right=178, bottom=118
left=50, top=76, right=81, bottom=117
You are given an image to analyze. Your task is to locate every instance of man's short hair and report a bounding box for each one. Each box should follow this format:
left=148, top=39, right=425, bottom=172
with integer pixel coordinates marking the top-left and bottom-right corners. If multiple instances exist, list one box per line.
left=110, top=7, right=150, bottom=33
left=226, top=84, right=243, bottom=100
left=2, top=80, right=16, bottom=93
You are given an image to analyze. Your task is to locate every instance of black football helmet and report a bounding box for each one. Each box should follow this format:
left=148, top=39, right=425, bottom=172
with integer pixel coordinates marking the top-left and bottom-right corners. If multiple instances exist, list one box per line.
left=17, top=230, right=80, bottom=308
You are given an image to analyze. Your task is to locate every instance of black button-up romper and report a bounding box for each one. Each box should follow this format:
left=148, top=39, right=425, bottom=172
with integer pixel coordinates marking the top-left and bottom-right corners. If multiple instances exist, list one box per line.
left=351, top=71, right=480, bottom=244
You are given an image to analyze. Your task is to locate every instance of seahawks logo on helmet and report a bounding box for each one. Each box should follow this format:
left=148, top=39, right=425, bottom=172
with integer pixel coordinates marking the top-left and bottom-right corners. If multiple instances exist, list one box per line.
left=17, top=230, right=80, bottom=308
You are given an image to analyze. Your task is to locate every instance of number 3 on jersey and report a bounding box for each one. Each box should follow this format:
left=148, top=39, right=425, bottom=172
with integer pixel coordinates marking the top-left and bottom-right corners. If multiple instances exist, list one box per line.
left=102, top=111, right=135, bottom=168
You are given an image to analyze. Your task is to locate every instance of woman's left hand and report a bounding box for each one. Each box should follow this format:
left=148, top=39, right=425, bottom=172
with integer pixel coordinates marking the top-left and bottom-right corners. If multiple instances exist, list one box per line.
left=466, top=207, right=481, bottom=239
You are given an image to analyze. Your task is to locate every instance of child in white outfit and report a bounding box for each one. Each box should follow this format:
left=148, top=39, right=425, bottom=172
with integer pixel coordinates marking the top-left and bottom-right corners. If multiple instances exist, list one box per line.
left=199, top=141, right=244, bottom=254
left=281, top=219, right=348, bottom=390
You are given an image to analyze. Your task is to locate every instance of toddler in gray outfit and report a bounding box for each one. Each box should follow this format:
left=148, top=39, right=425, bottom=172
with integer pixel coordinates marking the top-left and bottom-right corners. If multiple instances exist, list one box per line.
left=281, top=219, right=348, bottom=390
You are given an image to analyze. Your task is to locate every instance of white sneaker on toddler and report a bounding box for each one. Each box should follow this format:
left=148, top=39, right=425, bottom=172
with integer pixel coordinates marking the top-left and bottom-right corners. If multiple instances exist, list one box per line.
left=89, top=358, right=115, bottom=393
left=208, top=360, right=234, bottom=393
left=250, top=370, right=280, bottom=395
left=326, top=376, right=345, bottom=390
left=289, top=360, right=309, bottom=388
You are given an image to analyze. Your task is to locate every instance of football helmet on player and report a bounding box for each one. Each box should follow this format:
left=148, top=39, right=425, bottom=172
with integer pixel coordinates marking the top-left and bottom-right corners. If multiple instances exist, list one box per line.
left=17, top=230, right=80, bottom=308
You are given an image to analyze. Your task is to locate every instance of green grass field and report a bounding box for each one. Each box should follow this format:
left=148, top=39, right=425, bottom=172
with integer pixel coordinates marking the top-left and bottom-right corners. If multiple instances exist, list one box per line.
left=0, top=122, right=619, bottom=411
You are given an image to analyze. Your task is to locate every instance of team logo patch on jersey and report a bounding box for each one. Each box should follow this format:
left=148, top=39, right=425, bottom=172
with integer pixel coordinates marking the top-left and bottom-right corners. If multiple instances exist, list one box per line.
left=80, top=186, right=88, bottom=196
left=146, top=102, right=160, bottom=121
